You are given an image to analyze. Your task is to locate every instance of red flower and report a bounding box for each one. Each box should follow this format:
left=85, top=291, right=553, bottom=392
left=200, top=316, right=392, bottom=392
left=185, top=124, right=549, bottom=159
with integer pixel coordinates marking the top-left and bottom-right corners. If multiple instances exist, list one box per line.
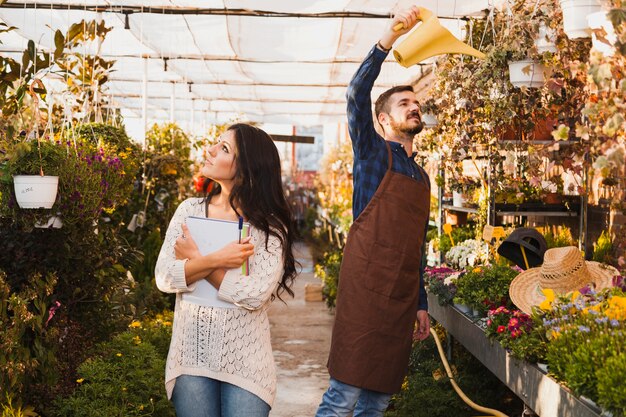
left=497, top=325, right=506, bottom=333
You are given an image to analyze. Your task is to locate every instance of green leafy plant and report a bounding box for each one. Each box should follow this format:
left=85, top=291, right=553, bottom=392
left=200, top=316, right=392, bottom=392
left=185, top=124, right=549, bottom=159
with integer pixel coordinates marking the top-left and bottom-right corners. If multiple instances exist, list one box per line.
left=0, top=270, right=59, bottom=411
left=454, top=265, right=518, bottom=314
left=596, top=352, right=626, bottom=415
left=592, top=230, right=613, bottom=264
left=314, top=249, right=343, bottom=309
left=538, top=287, right=626, bottom=412
left=1, top=394, right=38, bottom=417
left=51, top=331, right=174, bottom=417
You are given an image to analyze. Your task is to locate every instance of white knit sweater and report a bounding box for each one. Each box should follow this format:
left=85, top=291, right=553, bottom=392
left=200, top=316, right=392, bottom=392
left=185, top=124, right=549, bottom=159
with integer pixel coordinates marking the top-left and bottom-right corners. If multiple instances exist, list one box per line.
left=155, top=198, right=285, bottom=406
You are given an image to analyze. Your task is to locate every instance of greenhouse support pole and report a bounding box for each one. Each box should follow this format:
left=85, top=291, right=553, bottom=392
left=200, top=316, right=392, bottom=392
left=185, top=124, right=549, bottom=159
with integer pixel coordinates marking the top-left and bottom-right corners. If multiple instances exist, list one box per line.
left=191, top=99, right=195, bottom=134
left=292, top=125, right=297, bottom=176
left=142, top=56, right=148, bottom=147
left=580, top=160, right=589, bottom=258
left=438, top=162, right=444, bottom=265
left=170, top=82, right=175, bottom=122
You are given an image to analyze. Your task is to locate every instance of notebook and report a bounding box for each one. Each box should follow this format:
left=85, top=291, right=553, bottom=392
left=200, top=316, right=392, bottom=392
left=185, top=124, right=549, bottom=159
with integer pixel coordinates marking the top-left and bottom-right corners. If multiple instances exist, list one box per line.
left=181, top=216, right=250, bottom=308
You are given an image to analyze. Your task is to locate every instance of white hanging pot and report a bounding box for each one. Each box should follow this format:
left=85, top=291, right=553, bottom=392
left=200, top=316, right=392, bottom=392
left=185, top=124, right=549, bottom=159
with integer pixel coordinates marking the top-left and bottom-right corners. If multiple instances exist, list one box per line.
left=559, top=0, right=602, bottom=39
left=452, top=191, right=465, bottom=207
left=535, top=23, right=557, bottom=53
left=508, top=60, right=545, bottom=88
left=587, top=11, right=616, bottom=56
left=421, top=113, right=438, bottom=128
left=13, top=175, right=59, bottom=209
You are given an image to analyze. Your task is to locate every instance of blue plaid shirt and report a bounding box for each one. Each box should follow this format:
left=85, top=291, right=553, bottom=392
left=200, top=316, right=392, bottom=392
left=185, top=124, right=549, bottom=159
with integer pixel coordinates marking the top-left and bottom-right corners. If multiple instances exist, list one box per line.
left=346, top=44, right=429, bottom=311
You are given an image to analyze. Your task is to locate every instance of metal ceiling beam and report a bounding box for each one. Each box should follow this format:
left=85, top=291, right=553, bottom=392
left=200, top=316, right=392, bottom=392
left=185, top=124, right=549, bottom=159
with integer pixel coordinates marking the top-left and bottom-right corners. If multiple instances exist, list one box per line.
left=106, top=93, right=345, bottom=104
left=0, top=3, right=473, bottom=21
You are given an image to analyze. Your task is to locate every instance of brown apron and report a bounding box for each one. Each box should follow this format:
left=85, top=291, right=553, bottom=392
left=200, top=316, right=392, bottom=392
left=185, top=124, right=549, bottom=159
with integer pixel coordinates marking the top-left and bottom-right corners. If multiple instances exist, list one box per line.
left=327, top=142, right=430, bottom=394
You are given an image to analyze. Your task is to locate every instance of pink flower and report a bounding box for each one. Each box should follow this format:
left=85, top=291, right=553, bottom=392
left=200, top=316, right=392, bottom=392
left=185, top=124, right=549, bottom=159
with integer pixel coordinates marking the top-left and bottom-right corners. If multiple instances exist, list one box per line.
left=46, top=301, right=61, bottom=326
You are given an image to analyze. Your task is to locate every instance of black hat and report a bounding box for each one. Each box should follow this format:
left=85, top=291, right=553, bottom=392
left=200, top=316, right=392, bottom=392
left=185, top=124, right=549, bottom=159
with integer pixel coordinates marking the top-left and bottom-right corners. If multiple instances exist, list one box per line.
left=497, top=228, right=547, bottom=270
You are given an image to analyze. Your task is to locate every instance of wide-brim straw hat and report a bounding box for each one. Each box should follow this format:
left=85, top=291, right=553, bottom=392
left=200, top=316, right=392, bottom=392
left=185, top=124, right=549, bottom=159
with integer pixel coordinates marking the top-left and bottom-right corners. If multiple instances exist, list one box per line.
left=509, top=246, right=619, bottom=314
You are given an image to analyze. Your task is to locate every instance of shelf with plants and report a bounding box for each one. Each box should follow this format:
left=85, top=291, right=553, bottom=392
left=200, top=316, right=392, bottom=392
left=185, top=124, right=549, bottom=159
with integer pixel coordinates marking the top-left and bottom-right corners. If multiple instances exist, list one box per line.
left=427, top=293, right=606, bottom=417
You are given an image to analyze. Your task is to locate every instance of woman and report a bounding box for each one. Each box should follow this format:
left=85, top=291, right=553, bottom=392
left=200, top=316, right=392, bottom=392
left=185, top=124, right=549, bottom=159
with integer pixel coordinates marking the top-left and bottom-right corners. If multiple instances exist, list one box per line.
left=155, top=123, right=297, bottom=417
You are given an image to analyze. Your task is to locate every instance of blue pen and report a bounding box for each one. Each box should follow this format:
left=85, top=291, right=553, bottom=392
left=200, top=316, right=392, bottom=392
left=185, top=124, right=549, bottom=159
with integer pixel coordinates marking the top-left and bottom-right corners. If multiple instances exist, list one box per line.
left=238, top=216, right=244, bottom=243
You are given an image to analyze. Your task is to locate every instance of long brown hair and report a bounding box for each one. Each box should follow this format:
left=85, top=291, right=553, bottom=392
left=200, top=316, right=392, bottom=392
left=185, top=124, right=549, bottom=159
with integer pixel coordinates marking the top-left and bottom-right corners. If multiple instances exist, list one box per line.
left=206, top=123, right=298, bottom=299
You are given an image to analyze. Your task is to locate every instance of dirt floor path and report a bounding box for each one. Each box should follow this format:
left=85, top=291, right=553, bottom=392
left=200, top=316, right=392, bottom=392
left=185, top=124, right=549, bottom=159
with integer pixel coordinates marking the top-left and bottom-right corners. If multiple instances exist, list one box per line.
left=268, top=242, right=334, bottom=417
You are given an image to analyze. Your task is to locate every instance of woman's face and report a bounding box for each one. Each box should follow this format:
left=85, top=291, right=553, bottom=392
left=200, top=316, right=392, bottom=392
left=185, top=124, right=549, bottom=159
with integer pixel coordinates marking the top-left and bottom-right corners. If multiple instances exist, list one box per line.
left=201, top=130, right=238, bottom=183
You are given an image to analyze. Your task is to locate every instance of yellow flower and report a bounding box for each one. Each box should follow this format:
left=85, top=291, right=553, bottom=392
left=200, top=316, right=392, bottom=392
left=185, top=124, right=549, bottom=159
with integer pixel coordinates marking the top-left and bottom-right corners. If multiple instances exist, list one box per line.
left=550, top=330, right=561, bottom=339
left=129, top=320, right=142, bottom=328
left=473, top=267, right=482, bottom=273
left=133, top=335, right=142, bottom=345
left=117, top=353, right=123, bottom=357
left=539, top=289, right=555, bottom=311
left=163, top=321, right=172, bottom=327
left=76, top=378, right=84, bottom=383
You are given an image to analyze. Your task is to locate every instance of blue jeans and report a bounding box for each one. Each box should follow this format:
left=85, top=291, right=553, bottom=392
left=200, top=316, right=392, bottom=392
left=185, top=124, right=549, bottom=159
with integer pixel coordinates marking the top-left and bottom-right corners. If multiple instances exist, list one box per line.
left=171, top=375, right=270, bottom=417
left=316, top=377, right=393, bottom=417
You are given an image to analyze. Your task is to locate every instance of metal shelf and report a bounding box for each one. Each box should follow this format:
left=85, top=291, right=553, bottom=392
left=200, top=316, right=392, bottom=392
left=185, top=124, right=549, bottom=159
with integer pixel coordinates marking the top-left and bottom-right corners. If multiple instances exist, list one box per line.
left=442, top=204, right=478, bottom=214
left=427, top=293, right=603, bottom=417
left=496, top=210, right=578, bottom=217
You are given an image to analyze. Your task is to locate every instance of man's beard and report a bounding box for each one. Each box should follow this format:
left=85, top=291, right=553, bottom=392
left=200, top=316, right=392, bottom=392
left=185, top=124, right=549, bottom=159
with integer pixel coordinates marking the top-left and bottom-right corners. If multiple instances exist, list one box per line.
left=389, top=114, right=423, bottom=136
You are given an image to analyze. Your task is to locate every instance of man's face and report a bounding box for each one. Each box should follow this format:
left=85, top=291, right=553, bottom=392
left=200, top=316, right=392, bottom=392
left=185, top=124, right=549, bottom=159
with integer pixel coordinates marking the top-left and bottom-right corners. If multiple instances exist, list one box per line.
left=386, top=91, right=423, bottom=136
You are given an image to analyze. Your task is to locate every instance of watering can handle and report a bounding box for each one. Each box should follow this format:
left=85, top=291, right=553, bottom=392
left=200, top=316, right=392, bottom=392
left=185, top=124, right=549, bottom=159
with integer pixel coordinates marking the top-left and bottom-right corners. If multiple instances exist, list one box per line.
left=393, top=7, right=433, bottom=31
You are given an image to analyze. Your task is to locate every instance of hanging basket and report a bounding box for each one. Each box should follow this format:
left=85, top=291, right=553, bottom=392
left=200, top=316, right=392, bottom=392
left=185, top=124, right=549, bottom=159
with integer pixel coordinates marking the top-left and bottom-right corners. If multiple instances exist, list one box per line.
left=559, top=0, right=602, bottom=39
left=587, top=11, right=616, bottom=56
left=508, top=60, right=545, bottom=88
left=534, top=23, right=557, bottom=53
left=13, top=175, right=59, bottom=209
left=421, top=113, right=438, bottom=128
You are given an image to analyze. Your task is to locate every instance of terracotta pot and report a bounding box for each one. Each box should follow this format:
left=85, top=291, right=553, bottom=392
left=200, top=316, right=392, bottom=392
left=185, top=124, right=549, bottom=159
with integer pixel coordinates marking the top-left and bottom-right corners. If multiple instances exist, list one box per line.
left=543, top=192, right=563, bottom=204
left=445, top=211, right=468, bottom=226
left=501, top=116, right=557, bottom=141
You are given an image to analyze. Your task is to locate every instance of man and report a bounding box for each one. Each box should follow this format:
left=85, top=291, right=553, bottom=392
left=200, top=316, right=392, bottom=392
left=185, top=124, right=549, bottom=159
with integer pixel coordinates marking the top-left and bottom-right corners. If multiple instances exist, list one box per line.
left=316, top=6, right=430, bottom=416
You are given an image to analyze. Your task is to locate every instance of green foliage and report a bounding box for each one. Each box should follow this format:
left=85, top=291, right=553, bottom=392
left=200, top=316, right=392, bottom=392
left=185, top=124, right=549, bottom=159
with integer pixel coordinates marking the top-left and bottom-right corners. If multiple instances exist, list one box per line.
left=539, top=225, right=575, bottom=249
left=314, top=249, right=343, bottom=309
left=455, top=265, right=518, bottom=314
left=435, top=224, right=476, bottom=254
left=592, top=230, right=613, bottom=264
left=1, top=139, right=66, bottom=177
left=538, top=288, right=626, bottom=414
left=1, top=126, right=141, bottom=232
left=52, top=332, right=174, bottom=417
left=386, top=329, right=522, bottom=417
left=596, top=353, right=626, bottom=416
left=1, top=394, right=38, bottom=417
left=0, top=270, right=59, bottom=406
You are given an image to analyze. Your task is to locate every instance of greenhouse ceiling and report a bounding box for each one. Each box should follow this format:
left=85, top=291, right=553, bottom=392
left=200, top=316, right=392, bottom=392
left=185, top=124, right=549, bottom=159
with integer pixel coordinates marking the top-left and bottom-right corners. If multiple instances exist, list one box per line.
left=0, top=1, right=495, bottom=129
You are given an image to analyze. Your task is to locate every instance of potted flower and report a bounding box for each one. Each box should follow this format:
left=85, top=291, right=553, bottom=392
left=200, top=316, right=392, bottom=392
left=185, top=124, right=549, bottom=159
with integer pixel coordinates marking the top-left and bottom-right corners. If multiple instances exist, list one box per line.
left=1, top=139, right=64, bottom=210
left=454, top=265, right=518, bottom=315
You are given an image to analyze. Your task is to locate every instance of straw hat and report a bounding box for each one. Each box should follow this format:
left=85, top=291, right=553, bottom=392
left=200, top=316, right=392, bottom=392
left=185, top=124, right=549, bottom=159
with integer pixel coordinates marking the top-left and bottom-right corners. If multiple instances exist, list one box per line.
left=509, top=246, right=619, bottom=314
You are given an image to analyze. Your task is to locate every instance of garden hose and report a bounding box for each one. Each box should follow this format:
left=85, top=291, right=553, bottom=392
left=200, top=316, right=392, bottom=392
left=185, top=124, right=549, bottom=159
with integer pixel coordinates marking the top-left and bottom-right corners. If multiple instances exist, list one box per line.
left=429, top=328, right=509, bottom=417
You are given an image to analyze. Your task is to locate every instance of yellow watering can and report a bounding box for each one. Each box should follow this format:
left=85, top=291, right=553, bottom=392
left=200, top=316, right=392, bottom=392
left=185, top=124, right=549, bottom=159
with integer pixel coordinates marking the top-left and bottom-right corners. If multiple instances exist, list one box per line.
left=393, top=7, right=485, bottom=67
